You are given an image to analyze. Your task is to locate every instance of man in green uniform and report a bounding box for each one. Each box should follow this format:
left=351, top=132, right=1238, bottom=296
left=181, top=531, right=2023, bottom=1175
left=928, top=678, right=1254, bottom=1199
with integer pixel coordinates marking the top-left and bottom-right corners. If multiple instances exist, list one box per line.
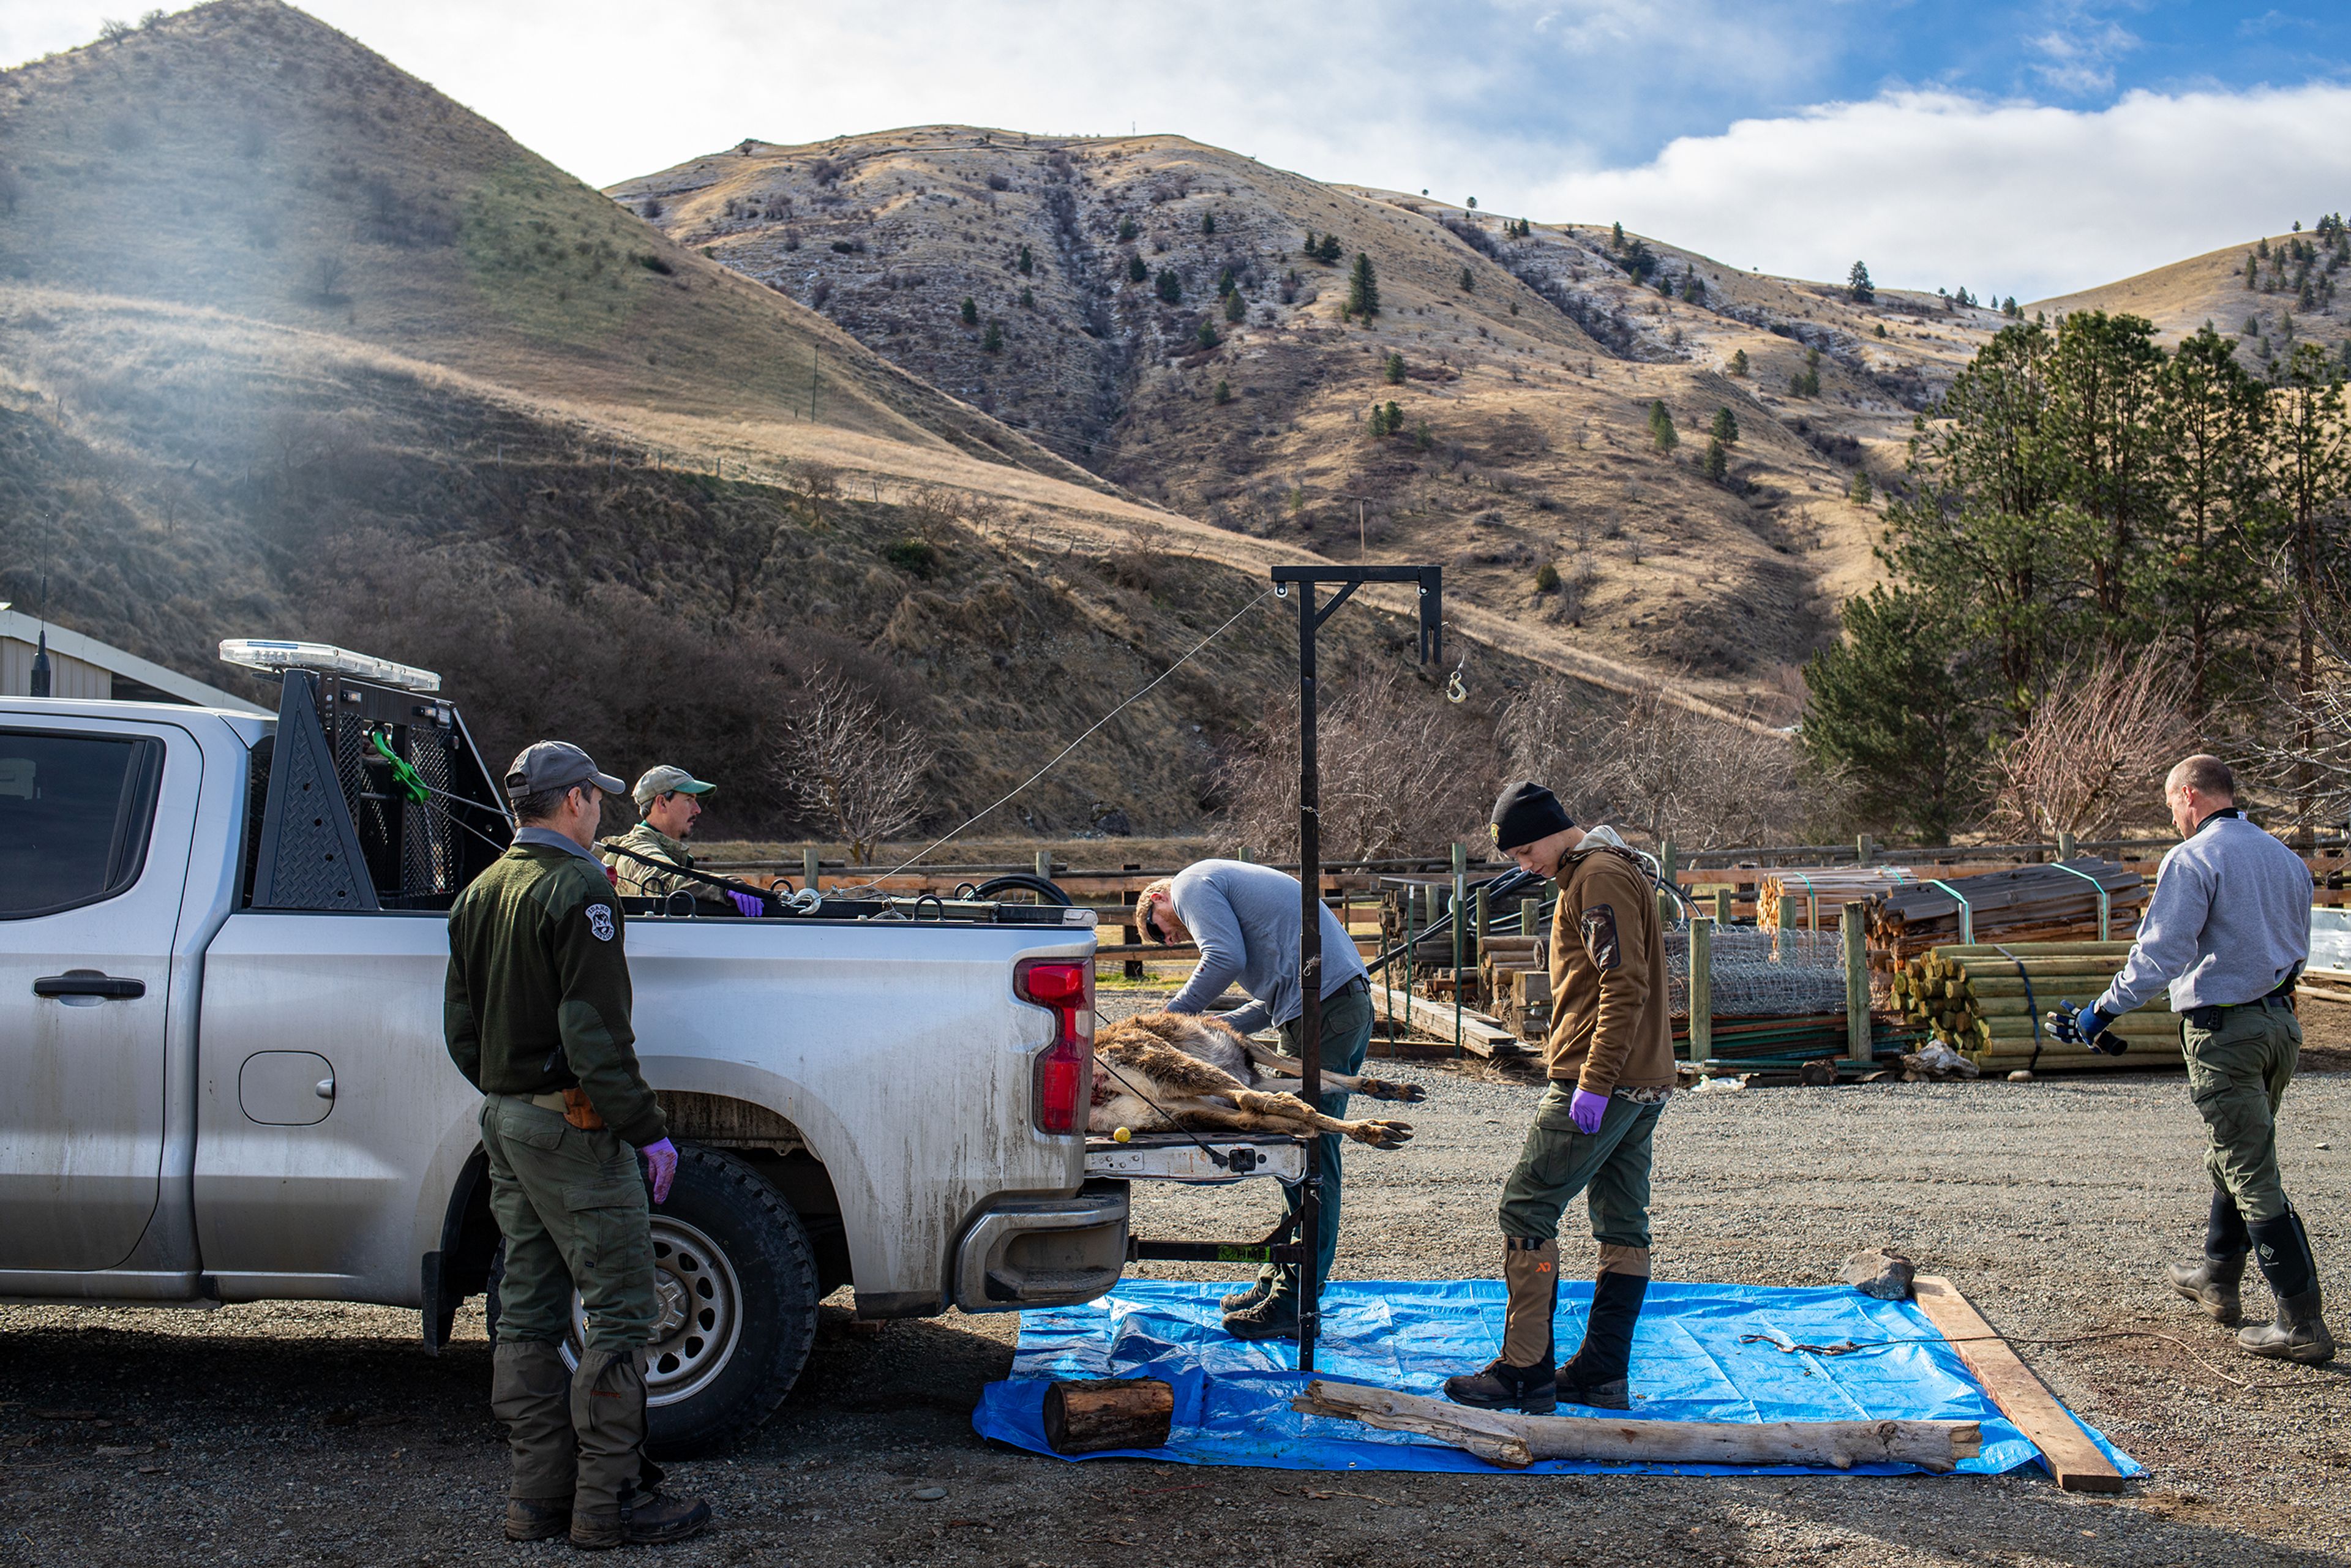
left=446, top=741, right=712, bottom=1548
left=1446, top=781, right=1676, bottom=1415
left=602, top=765, right=718, bottom=904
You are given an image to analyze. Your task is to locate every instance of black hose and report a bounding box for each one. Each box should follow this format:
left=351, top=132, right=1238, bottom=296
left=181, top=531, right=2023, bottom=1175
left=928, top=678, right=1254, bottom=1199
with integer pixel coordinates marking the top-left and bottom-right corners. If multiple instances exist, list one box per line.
left=972, top=872, right=1072, bottom=907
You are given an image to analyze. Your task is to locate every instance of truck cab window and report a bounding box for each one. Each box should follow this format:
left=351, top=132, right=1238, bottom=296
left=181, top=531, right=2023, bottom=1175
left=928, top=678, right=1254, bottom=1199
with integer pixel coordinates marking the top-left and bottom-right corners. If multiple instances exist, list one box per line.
left=0, top=732, right=164, bottom=918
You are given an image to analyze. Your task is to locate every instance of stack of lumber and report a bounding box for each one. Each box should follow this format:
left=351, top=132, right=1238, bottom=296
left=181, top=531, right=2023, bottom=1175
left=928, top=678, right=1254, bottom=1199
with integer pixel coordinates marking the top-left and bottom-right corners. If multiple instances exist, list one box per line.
left=1478, top=934, right=1543, bottom=1015
left=1869, top=859, right=2145, bottom=963
left=1888, top=942, right=2180, bottom=1071
left=1756, top=867, right=1918, bottom=929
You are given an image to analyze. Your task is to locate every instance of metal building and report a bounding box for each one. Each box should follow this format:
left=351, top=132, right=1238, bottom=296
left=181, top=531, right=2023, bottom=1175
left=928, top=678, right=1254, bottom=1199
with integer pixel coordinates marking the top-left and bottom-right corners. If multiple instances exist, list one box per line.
left=0, top=607, right=270, bottom=715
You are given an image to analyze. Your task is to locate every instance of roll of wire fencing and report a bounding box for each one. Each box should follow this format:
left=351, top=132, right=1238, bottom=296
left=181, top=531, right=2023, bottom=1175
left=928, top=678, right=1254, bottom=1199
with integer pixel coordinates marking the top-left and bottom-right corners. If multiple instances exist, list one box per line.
left=1665, top=926, right=1853, bottom=1018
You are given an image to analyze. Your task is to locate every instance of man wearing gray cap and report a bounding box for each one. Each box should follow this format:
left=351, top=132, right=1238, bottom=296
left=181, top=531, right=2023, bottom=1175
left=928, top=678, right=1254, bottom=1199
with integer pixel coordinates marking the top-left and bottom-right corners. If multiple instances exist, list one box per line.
left=446, top=741, right=711, bottom=1548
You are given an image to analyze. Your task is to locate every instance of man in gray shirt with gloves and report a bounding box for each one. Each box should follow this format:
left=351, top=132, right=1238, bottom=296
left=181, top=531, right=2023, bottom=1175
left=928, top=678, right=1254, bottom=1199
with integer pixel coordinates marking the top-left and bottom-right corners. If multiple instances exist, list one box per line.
left=2052, top=754, right=2332, bottom=1364
left=1138, top=859, right=1371, bottom=1340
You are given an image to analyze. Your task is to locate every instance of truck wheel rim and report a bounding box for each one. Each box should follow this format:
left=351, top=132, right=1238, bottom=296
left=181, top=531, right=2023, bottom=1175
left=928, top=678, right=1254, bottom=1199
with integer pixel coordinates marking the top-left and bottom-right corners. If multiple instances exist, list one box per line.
left=564, top=1215, right=745, bottom=1408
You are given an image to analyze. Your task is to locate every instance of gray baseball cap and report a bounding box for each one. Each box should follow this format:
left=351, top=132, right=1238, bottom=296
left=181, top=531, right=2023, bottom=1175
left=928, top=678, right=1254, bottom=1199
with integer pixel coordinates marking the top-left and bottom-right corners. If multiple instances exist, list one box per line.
left=632, top=763, right=717, bottom=808
left=504, top=741, right=624, bottom=802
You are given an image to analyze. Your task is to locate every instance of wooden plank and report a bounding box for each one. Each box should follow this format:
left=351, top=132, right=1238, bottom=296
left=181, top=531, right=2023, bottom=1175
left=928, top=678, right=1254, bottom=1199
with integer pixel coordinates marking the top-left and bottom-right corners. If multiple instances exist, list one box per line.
left=1369, top=983, right=1523, bottom=1056
left=1909, top=1274, right=2124, bottom=1494
left=1291, top=1379, right=1981, bottom=1472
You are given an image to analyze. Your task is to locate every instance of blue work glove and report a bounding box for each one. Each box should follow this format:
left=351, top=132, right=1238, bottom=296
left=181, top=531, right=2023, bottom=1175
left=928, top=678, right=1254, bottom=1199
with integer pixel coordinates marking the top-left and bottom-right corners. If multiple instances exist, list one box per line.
left=727, top=889, right=765, bottom=918
left=1569, top=1087, right=1608, bottom=1135
left=639, top=1138, right=678, bottom=1204
left=2047, top=1003, right=2123, bottom=1055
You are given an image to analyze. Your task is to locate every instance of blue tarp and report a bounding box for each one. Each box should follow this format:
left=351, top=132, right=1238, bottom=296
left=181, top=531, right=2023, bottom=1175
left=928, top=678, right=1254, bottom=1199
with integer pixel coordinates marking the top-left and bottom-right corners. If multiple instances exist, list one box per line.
left=973, top=1279, right=2142, bottom=1478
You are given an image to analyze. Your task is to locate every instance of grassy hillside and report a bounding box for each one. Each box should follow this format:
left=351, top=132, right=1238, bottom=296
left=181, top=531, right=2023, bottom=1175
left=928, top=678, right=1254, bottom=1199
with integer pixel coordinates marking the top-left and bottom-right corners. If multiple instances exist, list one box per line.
left=615, top=131, right=2017, bottom=699
left=2034, top=230, right=2351, bottom=366
left=0, top=4, right=1506, bottom=836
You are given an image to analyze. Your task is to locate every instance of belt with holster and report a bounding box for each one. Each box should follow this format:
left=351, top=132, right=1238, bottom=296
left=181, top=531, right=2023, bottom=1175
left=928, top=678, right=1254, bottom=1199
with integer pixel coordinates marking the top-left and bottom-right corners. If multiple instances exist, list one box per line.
left=2183, top=977, right=2298, bottom=1033
left=514, top=1088, right=605, bottom=1130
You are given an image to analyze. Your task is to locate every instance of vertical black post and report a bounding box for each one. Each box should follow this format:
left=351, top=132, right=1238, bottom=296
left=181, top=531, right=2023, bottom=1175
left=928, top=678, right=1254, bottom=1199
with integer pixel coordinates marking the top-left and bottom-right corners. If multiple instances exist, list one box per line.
left=1295, top=581, right=1322, bottom=1374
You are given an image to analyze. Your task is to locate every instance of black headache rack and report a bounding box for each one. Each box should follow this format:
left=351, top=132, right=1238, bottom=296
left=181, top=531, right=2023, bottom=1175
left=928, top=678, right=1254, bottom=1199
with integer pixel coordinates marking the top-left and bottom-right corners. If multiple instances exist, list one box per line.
left=246, top=669, right=511, bottom=912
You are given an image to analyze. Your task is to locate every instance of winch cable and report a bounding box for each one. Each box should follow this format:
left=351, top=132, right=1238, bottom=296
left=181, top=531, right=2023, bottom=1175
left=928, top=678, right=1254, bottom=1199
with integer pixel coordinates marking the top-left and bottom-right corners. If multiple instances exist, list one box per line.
left=833, top=587, right=1276, bottom=896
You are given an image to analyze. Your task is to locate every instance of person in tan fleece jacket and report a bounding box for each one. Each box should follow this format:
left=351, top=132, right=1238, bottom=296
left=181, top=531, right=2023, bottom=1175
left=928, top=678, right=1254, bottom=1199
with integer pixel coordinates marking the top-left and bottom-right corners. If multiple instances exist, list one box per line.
left=1445, top=780, right=1675, bottom=1415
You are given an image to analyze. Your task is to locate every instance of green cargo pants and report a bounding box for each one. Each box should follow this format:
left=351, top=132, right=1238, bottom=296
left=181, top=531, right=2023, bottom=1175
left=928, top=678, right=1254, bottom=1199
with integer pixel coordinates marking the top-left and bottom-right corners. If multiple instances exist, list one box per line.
left=1498, top=1084, right=1663, bottom=1271
left=2181, top=1002, right=2301, bottom=1226
left=480, top=1095, right=659, bottom=1512
left=1267, top=982, right=1374, bottom=1300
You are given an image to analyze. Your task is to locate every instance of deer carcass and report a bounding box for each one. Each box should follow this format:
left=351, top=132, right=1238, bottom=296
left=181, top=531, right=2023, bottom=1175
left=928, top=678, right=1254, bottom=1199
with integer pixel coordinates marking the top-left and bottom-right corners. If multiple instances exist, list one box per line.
left=1090, top=1011, right=1420, bottom=1147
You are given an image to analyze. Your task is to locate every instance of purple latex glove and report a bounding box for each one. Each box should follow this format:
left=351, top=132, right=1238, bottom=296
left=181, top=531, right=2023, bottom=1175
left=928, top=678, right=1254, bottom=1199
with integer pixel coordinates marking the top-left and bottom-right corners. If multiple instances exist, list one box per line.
left=1568, top=1088, right=1608, bottom=1135
left=727, top=889, right=765, bottom=918
left=639, top=1138, right=678, bottom=1204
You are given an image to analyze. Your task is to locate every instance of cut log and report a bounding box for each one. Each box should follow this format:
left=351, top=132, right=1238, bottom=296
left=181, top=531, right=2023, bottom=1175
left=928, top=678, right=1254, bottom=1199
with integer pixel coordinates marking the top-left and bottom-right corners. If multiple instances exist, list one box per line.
left=1909, top=1275, right=2123, bottom=1493
left=1291, top=1379, right=1981, bottom=1471
left=1041, top=1377, right=1175, bottom=1455
left=1368, top=983, right=1524, bottom=1056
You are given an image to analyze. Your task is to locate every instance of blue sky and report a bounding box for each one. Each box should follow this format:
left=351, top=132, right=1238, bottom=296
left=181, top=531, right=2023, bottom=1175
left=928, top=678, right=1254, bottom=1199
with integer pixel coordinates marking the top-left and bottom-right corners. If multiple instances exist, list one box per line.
left=7, top=2, right=2350, bottom=299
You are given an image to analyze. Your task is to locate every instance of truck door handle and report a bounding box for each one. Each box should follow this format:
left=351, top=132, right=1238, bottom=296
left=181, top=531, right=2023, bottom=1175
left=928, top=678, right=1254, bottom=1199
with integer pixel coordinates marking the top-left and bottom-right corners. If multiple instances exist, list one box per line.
left=34, top=970, right=147, bottom=1000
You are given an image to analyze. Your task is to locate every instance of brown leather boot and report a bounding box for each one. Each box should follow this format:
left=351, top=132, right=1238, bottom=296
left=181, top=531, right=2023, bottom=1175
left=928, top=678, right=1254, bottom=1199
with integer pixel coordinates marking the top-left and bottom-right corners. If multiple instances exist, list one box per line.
left=502, top=1497, right=570, bottom=1543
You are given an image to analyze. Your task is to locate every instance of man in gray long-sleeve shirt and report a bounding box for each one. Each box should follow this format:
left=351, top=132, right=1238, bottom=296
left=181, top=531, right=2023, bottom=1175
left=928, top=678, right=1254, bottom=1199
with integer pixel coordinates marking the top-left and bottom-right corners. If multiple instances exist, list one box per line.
left=1140, top=860, right=1370, bottom=1340
left=2061, top=754, right=2333, bottom=1364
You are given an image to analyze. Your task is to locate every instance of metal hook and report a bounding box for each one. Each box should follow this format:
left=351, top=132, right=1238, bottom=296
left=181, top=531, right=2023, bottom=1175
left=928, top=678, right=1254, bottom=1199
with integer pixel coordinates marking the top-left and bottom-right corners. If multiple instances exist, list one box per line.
left=1445, top=652, right=1468, bottom=704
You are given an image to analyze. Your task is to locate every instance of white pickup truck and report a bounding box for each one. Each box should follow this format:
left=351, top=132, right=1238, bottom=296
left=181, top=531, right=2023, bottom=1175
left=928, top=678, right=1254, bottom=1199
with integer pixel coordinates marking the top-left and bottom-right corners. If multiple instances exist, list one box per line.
left=0, top=651, right=1130, bottom=1451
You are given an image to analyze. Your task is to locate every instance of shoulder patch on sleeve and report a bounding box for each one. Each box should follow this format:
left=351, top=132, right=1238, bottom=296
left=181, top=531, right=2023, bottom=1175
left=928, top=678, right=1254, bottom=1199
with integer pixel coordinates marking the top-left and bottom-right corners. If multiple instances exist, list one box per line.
left=585, top=904, right=616, bottom=942
left=1578, top=903, right=1621, bottom=971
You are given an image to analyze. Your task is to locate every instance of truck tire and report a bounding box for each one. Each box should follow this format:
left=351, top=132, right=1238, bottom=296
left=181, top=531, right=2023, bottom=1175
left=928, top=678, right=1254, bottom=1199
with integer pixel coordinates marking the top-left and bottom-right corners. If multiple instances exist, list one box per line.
left=558, top=1145, right=820, bottom=1457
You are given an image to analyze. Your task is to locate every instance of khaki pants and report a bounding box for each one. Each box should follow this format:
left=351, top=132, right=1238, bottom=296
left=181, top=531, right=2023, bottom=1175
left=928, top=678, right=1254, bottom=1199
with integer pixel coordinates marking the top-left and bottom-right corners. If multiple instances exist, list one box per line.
left=481, top=1095, right=659, bottom=1512
left=2182, top=1002, right=2301, bottom=1226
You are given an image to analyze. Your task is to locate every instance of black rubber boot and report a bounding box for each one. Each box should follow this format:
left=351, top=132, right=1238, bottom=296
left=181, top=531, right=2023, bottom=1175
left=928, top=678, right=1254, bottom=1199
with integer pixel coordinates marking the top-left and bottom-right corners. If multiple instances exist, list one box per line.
left=571, top=1490, right=713, bottom=1550
left=2170, top=1187, right=2251, bottom=1322
left=1556, top=1271, right=1648, bottom=1411
left=1443, top=1357, right=1558, bottom=1415
left=2240, top=1209, right=2336, bottom=1365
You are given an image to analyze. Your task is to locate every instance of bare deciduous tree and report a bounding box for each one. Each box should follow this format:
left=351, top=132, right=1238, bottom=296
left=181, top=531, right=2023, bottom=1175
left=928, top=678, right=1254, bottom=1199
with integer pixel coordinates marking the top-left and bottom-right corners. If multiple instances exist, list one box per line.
left=1988, top=648, right=2194, bottom=841
left=1499, top=683, right=1802, bottom=850
left=1218, top=664, right=1496, bottom=861
left=774, top=666, right=928, bottom=865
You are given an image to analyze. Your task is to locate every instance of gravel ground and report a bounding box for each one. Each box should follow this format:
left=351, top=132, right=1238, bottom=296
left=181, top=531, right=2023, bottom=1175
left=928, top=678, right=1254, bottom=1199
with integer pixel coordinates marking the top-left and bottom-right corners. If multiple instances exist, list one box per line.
left=4, top=994, right=2349, bottom=1567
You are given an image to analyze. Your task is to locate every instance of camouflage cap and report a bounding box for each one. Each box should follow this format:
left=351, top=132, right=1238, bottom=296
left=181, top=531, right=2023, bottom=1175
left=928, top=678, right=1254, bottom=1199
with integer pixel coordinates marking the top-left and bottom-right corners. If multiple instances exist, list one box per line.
left=633, top=764, right=717, bottom=808
left=505, top=741, right=624, bottom=803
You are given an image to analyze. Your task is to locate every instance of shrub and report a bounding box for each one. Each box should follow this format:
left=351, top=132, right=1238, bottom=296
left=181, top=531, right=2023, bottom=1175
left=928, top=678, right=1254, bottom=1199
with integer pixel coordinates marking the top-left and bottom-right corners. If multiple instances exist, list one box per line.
left=883, top=539, right=939, bottom=577
left=983, top=320, right=1003, bottom=353
left=1018, top=244, right=1032, bottom=274
left=1458, top=266, right=1474, bottom=292
left=1020, top=285, right=1035, bottom=309
left=1156, top=267, right=1182, bottom=304
left=1202, top=211, right=1216, bottom=234
left=1384, top=351, right=1405, bottom=384
left=828, top=239, right=862, bottom=254
left=1128, top=253, right=1149, bottom=283
left=1875, top=323, right=1888, bottom=337
left=1214, top=379, right=1232, bottom=405
left=1119, top=217, right=1138, bottom=241
left=986, top=172, right=1010, bottom=192
left=960, top=295, right=978, bottom=325
left=1535, top=560, right=1561, bottom=593
left=636, top=252, right=673, bottom=274
left=98, top=17, right=132, bottom=41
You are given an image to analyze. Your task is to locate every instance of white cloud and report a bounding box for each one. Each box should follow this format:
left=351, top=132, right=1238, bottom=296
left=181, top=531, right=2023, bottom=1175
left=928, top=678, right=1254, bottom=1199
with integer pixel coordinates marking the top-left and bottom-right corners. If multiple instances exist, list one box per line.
left=1527, top=84, right=2351, bottom=301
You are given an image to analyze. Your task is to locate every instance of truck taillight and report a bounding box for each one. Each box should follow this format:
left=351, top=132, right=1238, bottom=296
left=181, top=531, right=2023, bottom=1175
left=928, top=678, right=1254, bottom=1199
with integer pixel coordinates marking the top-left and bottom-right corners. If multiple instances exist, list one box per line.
left=1016, top=959, right=1093, bottom=1135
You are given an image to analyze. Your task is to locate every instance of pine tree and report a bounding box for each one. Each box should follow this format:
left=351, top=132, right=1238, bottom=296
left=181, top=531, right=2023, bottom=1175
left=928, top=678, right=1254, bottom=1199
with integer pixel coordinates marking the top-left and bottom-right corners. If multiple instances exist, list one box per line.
left=1223, top=288, right=1245, bottom=323
left=1711, top=407, right=1739, bottom=444
left=960, top=296, right=978, bottom=326
left=1202, top=211, right=1217, bottom=235
left=1648, top=399, right=1678, bottom=452
left=1018, top=244, right=1033, bottom=275
left=1729, top=348, right=1749, bottom=377
left=1681, top=271, right=1706, bottom=305
left=1368, top=403, right=1391, bottom=438
left=1216, top=266, right=1235, bottom=297
left=1848, top=261, right=1875, bottom=303
left=1119, top=217, right=1138, bottom=242
left=1020, top=285, right=1035, bottom=309
left=1348, top=252, right=1380, bottom=317
left=1302, top=228, right=1316, bottom=257
left=1704, top=437, right=1728, bottom=482
left=1196, top=317, right=1220, bottom=349
left=1128, top=253, right=1148, bottom=283
left=1156, top=267, right=1182, bottom=304
left=1214, top=378, right=1232, bottom=405
left=1611, top=220, right=1625, bottom=249
left=982, top=320, right=1003, bottom=353
left=1458, top=266, right=1474, bottom=293
left=1318, top=234, right=1344, bottom=264
left=1799, top=587, right=1982, bottom=840
left=1848, top=468, right=1872, bottom=505
left=1384, top=399, right=1402, bottom=430
left=1384, top=351, right=1406, bottom=384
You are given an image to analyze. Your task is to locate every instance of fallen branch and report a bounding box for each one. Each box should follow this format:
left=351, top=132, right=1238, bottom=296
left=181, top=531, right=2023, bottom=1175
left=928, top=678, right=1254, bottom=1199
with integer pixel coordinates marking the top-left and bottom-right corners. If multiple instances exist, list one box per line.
left=1289, top=1379, right=1982, bottom=1472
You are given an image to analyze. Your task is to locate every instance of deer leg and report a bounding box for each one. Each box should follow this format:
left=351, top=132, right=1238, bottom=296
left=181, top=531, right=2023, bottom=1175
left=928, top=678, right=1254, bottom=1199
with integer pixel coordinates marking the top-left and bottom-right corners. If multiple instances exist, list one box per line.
left=1232, top=1089, right=1414, bottom=1149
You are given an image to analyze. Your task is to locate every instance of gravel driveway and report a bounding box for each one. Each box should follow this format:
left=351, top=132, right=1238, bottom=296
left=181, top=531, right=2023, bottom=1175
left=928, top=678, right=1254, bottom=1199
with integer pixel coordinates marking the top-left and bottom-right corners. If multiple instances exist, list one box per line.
left=4, top=994, right=2347, bottom=1567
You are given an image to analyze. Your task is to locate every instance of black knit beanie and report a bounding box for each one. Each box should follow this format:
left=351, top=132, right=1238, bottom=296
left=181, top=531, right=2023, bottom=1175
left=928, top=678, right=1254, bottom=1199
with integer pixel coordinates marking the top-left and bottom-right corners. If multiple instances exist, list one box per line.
left=1490, top=781, right=1573, bottom=851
